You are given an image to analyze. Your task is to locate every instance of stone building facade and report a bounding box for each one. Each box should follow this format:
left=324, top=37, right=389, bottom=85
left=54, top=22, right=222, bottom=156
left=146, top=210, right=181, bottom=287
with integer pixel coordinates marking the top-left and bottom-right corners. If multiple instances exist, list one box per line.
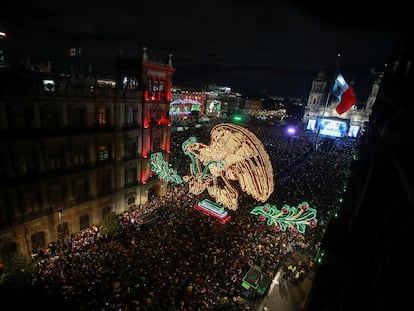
left=0, top=47, right=174, bottom=262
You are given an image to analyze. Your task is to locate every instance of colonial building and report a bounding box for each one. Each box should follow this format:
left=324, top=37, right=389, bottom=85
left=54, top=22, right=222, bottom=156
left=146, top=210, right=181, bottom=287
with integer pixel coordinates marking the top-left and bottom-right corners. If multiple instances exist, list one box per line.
left=303, top=70, right=382, bottom=140
left=0, top=47, right=174, bottom=262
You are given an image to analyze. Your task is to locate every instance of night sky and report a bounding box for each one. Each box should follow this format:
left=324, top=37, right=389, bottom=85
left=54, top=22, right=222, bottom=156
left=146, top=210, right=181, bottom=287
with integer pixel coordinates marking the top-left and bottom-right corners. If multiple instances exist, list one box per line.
left=0, top=0, right=410, bottom=98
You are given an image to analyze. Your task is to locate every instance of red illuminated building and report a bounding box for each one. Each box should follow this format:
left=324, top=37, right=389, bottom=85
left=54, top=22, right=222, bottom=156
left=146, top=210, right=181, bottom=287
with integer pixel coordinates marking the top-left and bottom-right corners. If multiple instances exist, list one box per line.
left=0, top=47, right=174, bottom=262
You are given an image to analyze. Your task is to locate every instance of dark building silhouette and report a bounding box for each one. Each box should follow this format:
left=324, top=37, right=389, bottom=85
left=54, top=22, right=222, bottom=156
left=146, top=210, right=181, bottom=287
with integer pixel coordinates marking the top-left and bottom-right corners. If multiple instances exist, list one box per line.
left=306, top=39, right=414, bottom=311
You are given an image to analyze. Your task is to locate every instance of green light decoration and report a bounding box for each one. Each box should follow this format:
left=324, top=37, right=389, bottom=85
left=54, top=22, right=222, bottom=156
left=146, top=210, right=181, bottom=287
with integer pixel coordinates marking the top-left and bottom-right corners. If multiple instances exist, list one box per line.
left=315, top=249, right=325, bottom=265
left=250, top=201, right=317, bottom=234
left=149, top=152, right=183, bottom=184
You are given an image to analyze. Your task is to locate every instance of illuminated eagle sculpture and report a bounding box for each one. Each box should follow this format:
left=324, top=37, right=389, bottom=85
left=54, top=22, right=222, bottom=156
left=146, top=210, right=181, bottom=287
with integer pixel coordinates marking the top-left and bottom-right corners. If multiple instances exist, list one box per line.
left=182, top=123, right=274, bottom=210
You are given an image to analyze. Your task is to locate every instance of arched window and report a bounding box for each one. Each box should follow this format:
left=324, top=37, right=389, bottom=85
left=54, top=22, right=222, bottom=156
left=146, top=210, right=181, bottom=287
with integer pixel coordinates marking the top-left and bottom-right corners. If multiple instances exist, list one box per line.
left=98, top=107, right=108, bottom=126
left=7, top=103, right=33, bottom=130
left=79, top=214, right=89, bottom=231
left=42, top=106, right=60, bottom=130
left=126, top=107, right=135, bottom=125
left=31, top=231, right=46, bottom=250
left=98, top=145, right=110, bottom=161
left=69, top=106, right=86, bottom=129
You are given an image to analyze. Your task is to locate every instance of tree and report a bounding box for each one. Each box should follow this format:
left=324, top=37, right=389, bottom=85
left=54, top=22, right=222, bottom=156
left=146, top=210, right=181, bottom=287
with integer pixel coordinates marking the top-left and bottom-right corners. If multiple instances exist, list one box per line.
left=99, top=212, right=122, bottom=238
left=0, top=254, right=35, bottom=292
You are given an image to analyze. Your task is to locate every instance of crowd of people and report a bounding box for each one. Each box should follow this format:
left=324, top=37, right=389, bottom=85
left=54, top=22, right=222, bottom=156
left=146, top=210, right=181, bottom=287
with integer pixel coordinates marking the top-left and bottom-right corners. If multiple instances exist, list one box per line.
left=22, top=120, right=358, bottom=310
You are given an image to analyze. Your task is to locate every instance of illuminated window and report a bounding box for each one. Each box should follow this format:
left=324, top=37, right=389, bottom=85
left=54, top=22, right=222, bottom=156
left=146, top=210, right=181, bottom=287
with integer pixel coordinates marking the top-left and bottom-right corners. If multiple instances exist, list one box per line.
left=98, top=107, right=108, bottom=126
left=97, top=79, right=116, bottom=88
left=192, top=104, right=201, bottom=112
left=122, top=76, right=138, bottom=90
left=43, top=79, right=56, bottom=92
left=122, top=76, right=128, bottom=89
left=153, top=80, right=159, bottom=92
left=98, top=145, right=110, bottom=161
left=130, top=77, right=138, bottom=89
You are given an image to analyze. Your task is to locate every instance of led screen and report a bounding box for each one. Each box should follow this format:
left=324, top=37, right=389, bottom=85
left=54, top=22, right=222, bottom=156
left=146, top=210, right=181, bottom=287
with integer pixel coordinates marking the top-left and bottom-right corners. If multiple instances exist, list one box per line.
left=319, top=119, right=347, bottom=138
left=348, top=125, right=360, bottom=138
left=306, top=119, right=317, bottom=131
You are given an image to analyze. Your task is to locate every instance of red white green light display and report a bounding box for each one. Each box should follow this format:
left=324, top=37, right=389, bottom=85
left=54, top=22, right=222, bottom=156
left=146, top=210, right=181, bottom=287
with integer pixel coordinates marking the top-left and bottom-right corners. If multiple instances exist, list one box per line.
left=149, top=152, right=183, bottom=184
left=149, top=123, right=318, bottom=232
left=250, top=201, right=317, bottom=234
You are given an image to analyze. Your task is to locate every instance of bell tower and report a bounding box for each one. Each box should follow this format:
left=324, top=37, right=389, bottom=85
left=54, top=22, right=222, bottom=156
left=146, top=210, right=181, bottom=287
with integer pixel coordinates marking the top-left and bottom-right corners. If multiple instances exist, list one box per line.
left=302, top=70, right=329, bottom=127
left=307, top=70, right=327, bottom=106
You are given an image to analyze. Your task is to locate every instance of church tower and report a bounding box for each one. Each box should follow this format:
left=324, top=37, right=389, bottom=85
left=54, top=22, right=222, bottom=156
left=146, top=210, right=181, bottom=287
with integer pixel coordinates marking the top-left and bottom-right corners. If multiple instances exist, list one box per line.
left=303, top=68, right=375, bottom=140
left=302, top=70, right=329, bottom=129
left=365, top=70, right=383, bottom=112
left=307, top=70, right=328, bottom=106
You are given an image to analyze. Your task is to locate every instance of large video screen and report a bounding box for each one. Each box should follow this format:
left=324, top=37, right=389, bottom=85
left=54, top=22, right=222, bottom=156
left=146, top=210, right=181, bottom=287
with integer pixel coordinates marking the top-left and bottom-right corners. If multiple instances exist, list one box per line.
left=306, top=119, right=317, bottom=131
left=348, top=125, right=360, bottom=138
left=319, top=119, right=347, bottom=138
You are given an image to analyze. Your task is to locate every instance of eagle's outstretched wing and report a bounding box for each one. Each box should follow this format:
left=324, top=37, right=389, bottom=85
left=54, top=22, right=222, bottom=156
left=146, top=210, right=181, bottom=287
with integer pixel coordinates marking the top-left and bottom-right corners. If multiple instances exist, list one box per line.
left=183, top=123, right=274, bottom=211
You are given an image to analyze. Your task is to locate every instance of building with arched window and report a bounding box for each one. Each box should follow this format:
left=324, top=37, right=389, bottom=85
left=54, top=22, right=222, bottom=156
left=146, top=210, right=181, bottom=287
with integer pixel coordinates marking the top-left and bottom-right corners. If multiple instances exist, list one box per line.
left=0, top=47, right=174, bottom=263
left=303, top=70, right=382, bottom=141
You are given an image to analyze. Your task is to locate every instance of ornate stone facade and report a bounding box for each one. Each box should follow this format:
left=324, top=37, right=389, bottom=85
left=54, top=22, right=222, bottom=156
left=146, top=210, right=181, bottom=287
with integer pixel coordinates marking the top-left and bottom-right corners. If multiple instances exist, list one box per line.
left=0, top=48, right=173, bottom=262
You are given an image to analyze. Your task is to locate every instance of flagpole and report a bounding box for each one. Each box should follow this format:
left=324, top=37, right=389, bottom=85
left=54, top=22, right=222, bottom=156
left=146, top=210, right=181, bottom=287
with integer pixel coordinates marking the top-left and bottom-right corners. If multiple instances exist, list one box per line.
left=314, top=53, right=341, bottom=150
left=314, top=92, right=331, bottom=150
